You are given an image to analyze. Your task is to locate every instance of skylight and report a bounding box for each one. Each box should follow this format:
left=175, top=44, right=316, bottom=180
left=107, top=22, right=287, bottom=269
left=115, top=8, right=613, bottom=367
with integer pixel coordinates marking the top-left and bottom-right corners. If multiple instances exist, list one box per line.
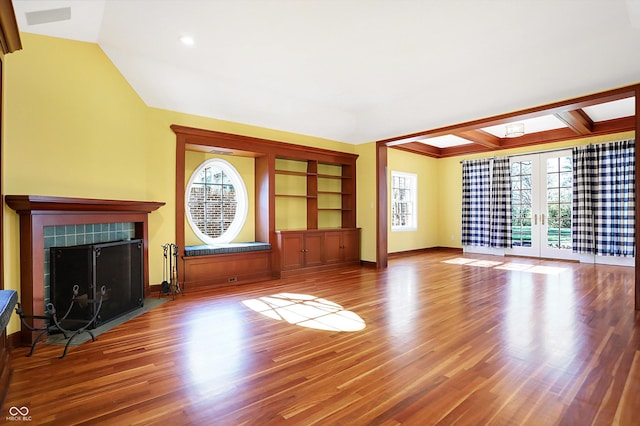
left=481, top=115, right=568, bottom=138
left=418, top=134, right=474, bottom=149
left=582, top=97, right=636, bottom=122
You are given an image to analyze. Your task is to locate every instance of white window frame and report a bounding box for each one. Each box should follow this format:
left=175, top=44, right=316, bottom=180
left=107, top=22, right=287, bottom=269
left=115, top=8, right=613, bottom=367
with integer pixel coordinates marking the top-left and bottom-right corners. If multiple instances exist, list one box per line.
left=185, top=158, right=248, bottom=244
left=391, top=171, right=417, bottom=232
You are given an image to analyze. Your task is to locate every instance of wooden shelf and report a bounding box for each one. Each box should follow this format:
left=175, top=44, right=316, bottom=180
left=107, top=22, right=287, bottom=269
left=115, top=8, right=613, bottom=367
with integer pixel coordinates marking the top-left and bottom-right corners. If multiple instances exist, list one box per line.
left=275, top=169, right=317, bottom=177
left=275, top=194, right=317, bottom=199
left=271, top=158, right=356, bottom=231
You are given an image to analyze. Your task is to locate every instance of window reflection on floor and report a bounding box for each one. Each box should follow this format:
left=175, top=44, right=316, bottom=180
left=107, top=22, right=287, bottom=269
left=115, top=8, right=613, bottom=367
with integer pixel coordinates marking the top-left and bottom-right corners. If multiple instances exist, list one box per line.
left=186, top=306, right=247, bottom=398
left=242, top=293, right=365, bottom=332
left=443, top=257, right=566, bottom=275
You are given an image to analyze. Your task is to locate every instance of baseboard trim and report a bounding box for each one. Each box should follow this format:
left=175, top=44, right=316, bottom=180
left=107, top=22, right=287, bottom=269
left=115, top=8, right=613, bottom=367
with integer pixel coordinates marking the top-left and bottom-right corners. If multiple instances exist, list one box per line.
left=388, top=247, right=462, bottom=259
left=7, top=330, right=21, bottom=350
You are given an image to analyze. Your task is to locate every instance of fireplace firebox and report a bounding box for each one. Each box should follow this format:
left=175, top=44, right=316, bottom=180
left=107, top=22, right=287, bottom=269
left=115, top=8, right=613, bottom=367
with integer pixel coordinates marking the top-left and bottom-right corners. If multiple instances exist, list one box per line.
left=50, top=239, right=144, bottom=328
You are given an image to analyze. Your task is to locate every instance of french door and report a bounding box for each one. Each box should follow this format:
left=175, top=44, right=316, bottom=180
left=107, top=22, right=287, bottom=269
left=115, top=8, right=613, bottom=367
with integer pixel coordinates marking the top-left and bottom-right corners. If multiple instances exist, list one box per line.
left=508, top=150, right=577, bottom=260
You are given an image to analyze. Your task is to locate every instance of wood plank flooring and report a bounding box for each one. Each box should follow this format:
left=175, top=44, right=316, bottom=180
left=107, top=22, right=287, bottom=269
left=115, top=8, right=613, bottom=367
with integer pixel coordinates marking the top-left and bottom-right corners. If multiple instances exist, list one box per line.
left=3, top=249, right=639, bottom=425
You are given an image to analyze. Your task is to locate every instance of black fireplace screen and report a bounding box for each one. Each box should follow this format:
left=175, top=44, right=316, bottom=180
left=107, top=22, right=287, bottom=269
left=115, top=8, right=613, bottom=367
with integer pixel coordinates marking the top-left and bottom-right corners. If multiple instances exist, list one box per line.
left=50, top=239, right=144, bottom=328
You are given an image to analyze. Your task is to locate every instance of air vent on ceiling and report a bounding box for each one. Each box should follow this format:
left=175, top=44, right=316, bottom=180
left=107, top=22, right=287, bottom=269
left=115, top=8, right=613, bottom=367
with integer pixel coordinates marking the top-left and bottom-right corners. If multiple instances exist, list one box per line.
left=25, top=7, right=71, bottom=26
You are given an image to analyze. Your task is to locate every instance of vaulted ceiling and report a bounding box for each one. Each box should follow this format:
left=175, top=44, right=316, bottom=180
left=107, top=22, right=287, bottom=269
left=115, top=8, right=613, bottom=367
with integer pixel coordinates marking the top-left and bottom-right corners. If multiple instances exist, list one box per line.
left=11, top=0, right=640, bottom=151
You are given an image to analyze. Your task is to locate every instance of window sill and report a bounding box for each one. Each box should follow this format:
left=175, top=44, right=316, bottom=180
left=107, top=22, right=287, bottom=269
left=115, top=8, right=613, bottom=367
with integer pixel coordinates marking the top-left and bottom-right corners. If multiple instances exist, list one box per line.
left=391, top=227, right=417, bottom=232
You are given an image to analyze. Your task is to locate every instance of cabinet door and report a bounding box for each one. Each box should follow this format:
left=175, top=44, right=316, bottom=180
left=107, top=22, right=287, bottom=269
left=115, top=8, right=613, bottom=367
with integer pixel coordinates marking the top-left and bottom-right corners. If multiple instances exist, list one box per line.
left=280, top=233, right=305, bottom=270
left=324, top=231, right=343, bottom=264
left=304, top=232, right=324, bottom=267
left=342, top=229, right=360, bottom=262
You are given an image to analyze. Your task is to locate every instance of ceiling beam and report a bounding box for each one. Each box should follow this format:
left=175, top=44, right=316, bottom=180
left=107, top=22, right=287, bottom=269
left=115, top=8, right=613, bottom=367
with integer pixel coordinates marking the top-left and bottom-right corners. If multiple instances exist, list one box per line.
left=454, top=130, right=502, bottom=149
left=378, top=84, right=637, bottom=146
left=436, top=115, right=635, bottom=158
left=591, top=116, right=634, bottom=134
left=391, top=142, right=442, bottom=158
left=0, top=0, right=22, bottom=54
left=554, top=109, right=594, bottom=135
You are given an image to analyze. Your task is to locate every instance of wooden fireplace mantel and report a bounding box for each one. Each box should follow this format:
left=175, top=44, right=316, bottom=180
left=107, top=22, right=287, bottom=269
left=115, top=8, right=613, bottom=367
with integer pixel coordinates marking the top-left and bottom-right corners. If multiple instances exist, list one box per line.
left=5, top=195, right=165, bottom=346
left=5, top=195, right=165, bottom=214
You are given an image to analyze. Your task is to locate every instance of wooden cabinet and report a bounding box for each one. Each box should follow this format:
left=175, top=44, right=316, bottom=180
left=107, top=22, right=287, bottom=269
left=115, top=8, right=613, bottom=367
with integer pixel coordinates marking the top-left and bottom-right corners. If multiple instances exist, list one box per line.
left=278, top=232, right=305, bottom=270
left=278, top=231, right=324, bottom=271
left=276, top=229, right=360, bottom=276
left=324, top=228, right=359, bottom=264
left=274, top=156, right=359, bottom=277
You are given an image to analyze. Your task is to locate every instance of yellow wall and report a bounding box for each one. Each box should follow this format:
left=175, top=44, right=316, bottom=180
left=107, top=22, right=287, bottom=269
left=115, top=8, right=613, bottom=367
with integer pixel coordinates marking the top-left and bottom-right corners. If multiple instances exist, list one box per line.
left=387, top=148, right=439, bottom=253
left=355, top=142, right=377, bottom=262
left=1, top=34, right=356, bottom=335
left=3, top=34, right=152, bottom=334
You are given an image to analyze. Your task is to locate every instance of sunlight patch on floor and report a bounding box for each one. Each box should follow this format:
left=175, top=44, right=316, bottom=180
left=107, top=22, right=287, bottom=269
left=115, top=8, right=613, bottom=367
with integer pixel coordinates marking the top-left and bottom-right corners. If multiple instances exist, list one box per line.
left=242, top=293, right=366, bottom=332
left=443, top=258, right=566, bottom=275
left=496, top=263, right=566, bottom=275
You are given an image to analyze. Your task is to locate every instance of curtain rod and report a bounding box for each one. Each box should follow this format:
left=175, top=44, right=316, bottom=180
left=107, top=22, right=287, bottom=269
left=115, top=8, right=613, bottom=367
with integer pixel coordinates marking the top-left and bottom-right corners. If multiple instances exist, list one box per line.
left=459, top=146, right=574, bottom=164
left=459, top=137, right=635, bottom=164
left=506, top=146, right=575, bottom=158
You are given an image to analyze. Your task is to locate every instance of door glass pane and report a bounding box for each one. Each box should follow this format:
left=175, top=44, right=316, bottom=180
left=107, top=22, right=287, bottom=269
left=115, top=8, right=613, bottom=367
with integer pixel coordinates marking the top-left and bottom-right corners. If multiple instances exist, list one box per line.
left=546, top=156, right=572, bottom=250
left=511, top=161, right=533, bottom=247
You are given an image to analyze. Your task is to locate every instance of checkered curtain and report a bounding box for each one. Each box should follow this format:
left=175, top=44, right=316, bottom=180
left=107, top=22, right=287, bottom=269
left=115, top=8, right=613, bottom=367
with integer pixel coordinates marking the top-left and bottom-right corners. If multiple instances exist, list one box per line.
left=462, top=157, right=512, bottom=247
left=572, top=139, right=635, bottom=256
left=461, top=159, right=491, bottom=246
left=572, top=145, right=596, bottom=253
left=489, top=157, right=512, bottom=248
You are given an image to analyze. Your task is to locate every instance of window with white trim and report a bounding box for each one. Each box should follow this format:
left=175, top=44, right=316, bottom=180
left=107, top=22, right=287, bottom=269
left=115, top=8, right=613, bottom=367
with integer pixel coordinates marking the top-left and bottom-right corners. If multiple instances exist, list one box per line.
left=186, top=158, right=248, bottom=244
left=391, top=171, right=417, bottom=231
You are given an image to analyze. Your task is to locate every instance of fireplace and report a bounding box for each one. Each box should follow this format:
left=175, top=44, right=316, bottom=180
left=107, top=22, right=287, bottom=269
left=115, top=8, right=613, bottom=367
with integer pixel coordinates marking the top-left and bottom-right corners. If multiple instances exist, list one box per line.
left=50, top=239, right=144, bottom=328
left=5, top=195, right=164, bottom=346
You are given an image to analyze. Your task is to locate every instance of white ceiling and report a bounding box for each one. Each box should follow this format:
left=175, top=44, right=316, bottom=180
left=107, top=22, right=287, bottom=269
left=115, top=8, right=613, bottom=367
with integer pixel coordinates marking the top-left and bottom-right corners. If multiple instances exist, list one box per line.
left=11, top=0, right=640, bottom=144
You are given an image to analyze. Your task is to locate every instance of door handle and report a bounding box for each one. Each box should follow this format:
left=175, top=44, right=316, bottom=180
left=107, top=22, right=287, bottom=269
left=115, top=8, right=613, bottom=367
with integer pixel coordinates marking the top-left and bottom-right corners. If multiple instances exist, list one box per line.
left=534, top=214, right=537, bottom=225
left=541, top=214, right=545, bottom=225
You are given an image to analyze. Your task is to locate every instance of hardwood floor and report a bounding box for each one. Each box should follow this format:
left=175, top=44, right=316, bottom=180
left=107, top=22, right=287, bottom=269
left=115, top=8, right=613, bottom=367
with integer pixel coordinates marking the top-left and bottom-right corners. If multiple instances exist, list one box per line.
left=4, top=249, right=640, bottom=425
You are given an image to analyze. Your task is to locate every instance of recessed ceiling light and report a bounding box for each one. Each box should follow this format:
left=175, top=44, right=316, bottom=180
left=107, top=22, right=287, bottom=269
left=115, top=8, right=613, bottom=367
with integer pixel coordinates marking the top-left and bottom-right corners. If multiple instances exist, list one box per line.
left=179, top=35, right=195, bottom=46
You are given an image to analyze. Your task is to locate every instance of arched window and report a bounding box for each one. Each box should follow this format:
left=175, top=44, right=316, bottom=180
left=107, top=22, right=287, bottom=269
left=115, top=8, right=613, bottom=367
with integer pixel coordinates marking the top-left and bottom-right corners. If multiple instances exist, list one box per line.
left=185, top=158, right=248, bottom=244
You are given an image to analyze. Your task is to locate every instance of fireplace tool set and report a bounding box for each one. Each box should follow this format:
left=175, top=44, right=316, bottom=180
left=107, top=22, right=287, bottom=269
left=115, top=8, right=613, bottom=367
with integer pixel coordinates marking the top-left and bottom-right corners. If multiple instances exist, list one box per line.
left=160, top=243, right=181, bottom=299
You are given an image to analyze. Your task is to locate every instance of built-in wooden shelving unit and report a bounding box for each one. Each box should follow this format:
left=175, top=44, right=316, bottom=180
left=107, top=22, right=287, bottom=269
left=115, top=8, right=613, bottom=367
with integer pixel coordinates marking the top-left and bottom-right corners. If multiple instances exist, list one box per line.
left=172, top=125, right=359, bottom=285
